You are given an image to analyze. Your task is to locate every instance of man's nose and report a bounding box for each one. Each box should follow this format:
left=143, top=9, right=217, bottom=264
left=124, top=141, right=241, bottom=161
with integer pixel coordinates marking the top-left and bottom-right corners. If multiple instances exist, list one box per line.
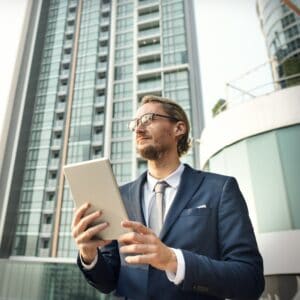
left=135, top=121, right=146, bottom=133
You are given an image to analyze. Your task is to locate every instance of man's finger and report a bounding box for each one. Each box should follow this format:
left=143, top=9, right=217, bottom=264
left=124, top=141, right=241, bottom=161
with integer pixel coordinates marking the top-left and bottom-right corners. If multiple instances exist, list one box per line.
left=76, top=222, right=109, bottom=243
left=125, top=253, right=155, bottom=265
left=79, top=239, right=112, bottom=249
left=121, top=220, right=152, bottom=235
left=75, top=210, right=102, bottom=235
left=118, top=231, right=145, bottom=245
left=119, top=243, right=155, bottom=255
left=72, top=203, right=90, bottom=228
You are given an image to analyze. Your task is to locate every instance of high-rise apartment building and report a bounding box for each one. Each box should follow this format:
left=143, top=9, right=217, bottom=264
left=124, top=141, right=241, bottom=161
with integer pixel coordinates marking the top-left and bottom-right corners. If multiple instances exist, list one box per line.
left=256, top=0, right=300, bottom=87
left=0, top=0, right=203, bottom=298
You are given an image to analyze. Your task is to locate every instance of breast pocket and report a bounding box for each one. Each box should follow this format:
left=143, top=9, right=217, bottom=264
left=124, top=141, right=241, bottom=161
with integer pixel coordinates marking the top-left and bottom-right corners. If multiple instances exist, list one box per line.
left=171, top=207, right=216, bottom=251
left=180, top=207, right=211, bottom=216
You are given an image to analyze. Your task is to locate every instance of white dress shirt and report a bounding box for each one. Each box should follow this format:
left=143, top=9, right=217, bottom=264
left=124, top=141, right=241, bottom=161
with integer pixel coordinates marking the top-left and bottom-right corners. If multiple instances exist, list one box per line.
left=81, top=164, right=186, bottom=285
left=144, top=164, right=185, bottom=284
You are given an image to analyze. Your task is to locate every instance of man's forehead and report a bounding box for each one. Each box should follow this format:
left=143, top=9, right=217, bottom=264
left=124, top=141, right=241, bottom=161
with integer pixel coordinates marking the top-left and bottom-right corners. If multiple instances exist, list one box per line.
left=136, top=102, right=163, bottom=117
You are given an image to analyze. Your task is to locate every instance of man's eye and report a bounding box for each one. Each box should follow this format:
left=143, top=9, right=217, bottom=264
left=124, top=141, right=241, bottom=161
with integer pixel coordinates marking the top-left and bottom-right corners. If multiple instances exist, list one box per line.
left=143, top=116, right=151, bottom=122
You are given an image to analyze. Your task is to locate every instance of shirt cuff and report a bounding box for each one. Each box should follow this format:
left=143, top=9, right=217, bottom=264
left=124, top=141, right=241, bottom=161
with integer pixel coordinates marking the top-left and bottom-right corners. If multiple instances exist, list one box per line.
left=165, top=248, right=185, bottom=285
left=80, top=252, right=99, bottom=270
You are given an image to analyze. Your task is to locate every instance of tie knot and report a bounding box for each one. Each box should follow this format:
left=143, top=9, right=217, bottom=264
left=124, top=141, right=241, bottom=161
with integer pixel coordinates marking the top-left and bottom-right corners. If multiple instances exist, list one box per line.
left=154, top=181, right=169, bottom=193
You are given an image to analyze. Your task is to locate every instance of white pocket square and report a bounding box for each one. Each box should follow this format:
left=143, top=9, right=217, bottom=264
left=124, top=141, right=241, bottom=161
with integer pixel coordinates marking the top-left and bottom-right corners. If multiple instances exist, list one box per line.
left=197, top=204, right=207, bottom=208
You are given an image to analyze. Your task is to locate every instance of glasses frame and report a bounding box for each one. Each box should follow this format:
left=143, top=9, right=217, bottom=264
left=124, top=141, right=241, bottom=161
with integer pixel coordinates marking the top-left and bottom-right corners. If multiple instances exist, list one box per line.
left=128, top=113, right=179, bottom=132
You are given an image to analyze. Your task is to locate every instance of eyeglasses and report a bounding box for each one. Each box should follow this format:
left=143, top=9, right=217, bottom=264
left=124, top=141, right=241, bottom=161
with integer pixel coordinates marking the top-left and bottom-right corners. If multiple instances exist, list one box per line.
left=128, top=113, right=179, bottom=132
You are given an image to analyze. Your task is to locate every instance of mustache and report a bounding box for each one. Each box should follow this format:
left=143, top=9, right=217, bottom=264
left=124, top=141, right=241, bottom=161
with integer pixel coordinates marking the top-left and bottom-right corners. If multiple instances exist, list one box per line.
left=136, top=133, right=151, bottom=139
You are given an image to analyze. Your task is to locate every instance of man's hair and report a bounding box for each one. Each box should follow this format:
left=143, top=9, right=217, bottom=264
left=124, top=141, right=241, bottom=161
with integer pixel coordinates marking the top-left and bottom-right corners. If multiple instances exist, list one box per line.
left=141, top=95, right=191, bottom=157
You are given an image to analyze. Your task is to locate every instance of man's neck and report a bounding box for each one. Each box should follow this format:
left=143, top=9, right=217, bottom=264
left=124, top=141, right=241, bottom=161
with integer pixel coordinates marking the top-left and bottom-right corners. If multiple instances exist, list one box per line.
left=147, top=156, right=181, bottom=180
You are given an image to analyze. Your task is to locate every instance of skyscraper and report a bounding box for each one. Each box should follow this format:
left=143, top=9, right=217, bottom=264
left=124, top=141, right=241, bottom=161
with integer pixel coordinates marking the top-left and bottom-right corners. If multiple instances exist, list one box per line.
left=256, top=0, right=300, bottom=87
left=0, top=0, right=203, bottom=298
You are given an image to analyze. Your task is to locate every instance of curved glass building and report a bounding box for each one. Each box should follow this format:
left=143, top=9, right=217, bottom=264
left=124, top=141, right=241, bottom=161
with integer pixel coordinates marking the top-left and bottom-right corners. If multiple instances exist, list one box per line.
left=256, top=0, right=300, bottom=87
left=200, top=85, right=300, bottom=299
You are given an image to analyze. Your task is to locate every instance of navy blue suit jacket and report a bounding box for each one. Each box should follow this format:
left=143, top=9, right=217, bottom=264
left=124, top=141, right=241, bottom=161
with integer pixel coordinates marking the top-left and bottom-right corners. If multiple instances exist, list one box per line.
left=78, top=165, right=264, bottom=299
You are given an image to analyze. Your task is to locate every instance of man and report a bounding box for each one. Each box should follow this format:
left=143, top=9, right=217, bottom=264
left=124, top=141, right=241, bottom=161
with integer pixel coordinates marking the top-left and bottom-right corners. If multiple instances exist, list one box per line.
left=72, top=95, right=264, bottom=299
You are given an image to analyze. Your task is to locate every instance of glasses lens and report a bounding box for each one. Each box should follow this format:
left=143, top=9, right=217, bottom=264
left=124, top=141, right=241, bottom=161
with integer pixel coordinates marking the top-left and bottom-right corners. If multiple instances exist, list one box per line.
left=128, top=120, right=136, bottom=131
left=141, top=113, right=153, bottom=126
left=128, top=113, right=154, bottom=132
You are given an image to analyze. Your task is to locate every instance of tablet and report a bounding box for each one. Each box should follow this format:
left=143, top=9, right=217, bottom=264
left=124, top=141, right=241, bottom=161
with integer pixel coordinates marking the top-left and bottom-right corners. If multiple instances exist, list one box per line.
left=63, top=157, right=130, bottom=240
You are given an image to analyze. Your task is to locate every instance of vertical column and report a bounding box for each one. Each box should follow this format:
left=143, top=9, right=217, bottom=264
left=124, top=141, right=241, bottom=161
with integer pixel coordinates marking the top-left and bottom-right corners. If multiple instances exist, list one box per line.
left=131, top=0, right=138, bottom=178
left=104, top=0, right=116, bottom=158
left=51, top=0, right=83, bottom=257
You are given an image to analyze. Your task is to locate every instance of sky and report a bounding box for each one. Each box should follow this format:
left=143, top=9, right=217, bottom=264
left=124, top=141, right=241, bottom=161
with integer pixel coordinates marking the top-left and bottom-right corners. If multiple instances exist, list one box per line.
left=194, top=0, right=271, bottom=123
left=0, top=0, right=28, bottom=139
left=0, top=0, right=271, bottom=137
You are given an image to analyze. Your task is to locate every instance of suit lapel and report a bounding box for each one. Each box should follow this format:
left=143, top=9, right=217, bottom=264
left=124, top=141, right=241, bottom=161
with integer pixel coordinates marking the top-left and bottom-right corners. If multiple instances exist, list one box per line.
left=123, top=172, right=147, bottom=225
left=160, top=165, right=205, bottom=240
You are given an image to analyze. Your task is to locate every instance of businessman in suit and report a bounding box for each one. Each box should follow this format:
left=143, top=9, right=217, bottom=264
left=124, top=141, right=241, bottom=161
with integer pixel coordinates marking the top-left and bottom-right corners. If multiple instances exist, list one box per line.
left=72, top=95, right=264, bottom=299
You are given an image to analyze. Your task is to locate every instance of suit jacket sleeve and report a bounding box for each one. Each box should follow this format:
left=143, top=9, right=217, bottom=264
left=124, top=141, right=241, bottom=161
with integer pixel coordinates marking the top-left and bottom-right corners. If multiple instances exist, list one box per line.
left=181, top=177, right=264, bottom=299
left=77, top=240, right=120, bottom=294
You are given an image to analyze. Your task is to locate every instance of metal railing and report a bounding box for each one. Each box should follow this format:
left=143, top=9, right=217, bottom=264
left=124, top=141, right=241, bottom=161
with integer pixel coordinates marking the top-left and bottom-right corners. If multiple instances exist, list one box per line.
left=213, top=59, right=300, bottom=116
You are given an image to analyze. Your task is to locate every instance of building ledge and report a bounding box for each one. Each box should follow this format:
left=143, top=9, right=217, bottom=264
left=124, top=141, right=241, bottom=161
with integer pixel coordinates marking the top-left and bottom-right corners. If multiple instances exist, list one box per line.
left=200, top=85, right=300, bottom=168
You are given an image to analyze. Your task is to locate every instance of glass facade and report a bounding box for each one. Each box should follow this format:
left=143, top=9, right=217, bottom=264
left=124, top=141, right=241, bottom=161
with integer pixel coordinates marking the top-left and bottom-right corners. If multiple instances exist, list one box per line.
left=257, top=0, right=300, bottom=87
left=12, top=0, right=68, bottom=257
left=209, top=124, right=300, bottom=233
left=111, top=0, right=134, bottom=184
left=7, top=0, right=200, bottom=257
left=0, top=259, right=116, bottom=300
left=0, top=0, right=203, bottom=298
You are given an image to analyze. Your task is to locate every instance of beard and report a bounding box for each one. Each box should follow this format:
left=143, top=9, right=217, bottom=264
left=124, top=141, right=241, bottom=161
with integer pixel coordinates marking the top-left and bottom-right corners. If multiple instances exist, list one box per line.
left=138, top=144, right=160, bottom=160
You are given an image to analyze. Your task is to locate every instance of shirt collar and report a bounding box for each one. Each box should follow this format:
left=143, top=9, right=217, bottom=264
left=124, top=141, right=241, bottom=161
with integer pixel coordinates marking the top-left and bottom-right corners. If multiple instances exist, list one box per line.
left=147, top=163, right=185, bottom=192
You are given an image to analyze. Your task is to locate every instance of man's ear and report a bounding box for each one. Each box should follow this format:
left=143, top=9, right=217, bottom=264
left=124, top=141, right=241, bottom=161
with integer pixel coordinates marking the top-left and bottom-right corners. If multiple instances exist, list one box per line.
left=174, top=121, right=186, bottom=137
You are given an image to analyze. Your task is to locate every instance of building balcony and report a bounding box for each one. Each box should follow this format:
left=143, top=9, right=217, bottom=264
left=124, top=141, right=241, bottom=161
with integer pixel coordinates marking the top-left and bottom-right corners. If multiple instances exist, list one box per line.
left=92, top=153, right=103, bottom=159
left=51, top=139, right=62, bottom=150
left=46, top=181, right=56, bottom=192
left=56, top=102, right=66, bottom=112
left=138, top=11, right=159, bottom=24
left=39, top=248, right=50, bottom=257
left=58, top=86, right=68, bottom=98
left=53, top=120, right=64, bottom=131
left=95, top=96, right=105, bottom=107
left=96, top=79, right=106, bottom=89
left=100, top=18, right=110, bottom=27
left=92, top=134, right=104, bottom=146
left=99, top=32, right=109, bottom=41
left=67, top=14, right=75, bottom=23
left=49, top=158, right=59, bottom=170
left=41, top=224, right=52, bottom=235
left=94, top=115, right=104, bottom=126
left=44, top=200, right=55, bottom=211
left=48, top=179, right=57, bottom=187
left=64, top=40, right=73, bottom=49
left=97, top=62, right=107, bottom=72
left=62, top=54, right=71, bottom=64
left=65, top=27, right=74, bottom=37
left=138, top=27, right=160, bottom=40
left=138, top=0, right=159, bottom=9
left=138, top=60, right=161, bottom=72
left=138, top=42, right=161, bottom=57
left=67, top=19, right=75, bottom=27
left=137, top=79, right=161, bottom=94
left=69, top=1, right=77, bottom=10
left=59, top=71, right=69, bottom=81
left=102, top=3, right=110, bottom=12
left=99, top=47, right=108, bottom=55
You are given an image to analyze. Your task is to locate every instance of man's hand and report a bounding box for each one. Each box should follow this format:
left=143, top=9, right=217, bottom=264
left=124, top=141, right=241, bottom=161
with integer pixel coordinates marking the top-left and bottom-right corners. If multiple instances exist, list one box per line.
left=71, top=203, right=112, bottom=264
left=118, top=220, right=177, bottom=273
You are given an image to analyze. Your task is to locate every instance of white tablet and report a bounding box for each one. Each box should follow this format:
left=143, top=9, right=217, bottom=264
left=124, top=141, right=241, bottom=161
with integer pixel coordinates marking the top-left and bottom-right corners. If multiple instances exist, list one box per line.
left=63, top=157, right=130, bottom=240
